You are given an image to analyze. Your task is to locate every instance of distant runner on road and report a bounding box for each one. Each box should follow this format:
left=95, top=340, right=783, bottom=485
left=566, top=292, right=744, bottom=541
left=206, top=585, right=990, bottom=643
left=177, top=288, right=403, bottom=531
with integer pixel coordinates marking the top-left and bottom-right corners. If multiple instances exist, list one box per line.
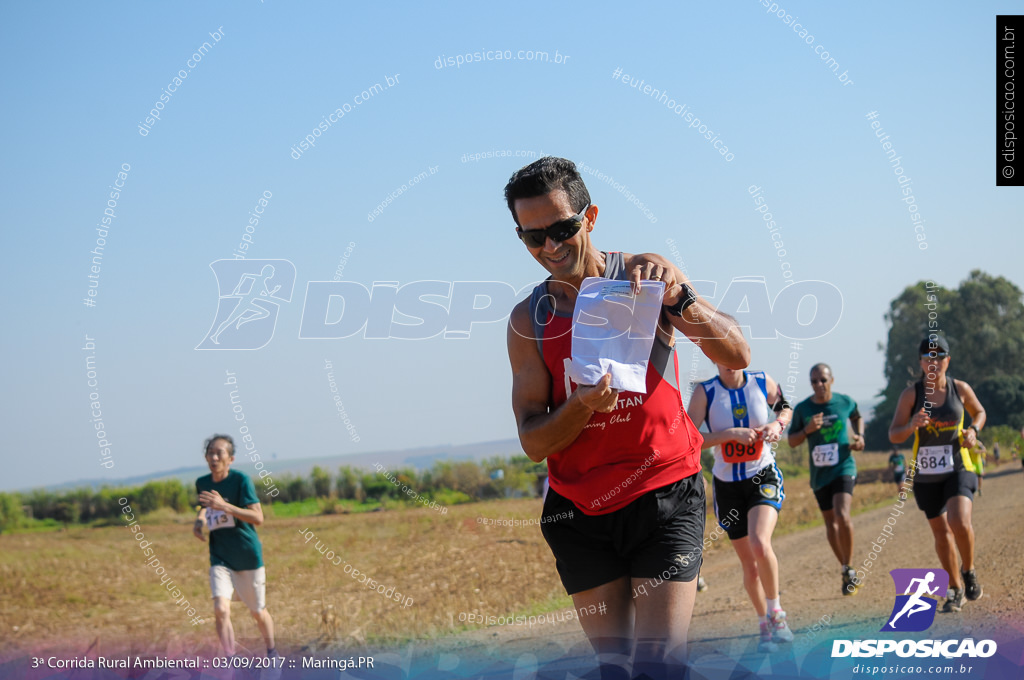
left=889, top=336, right=986, bottom=613
left=788, top=363, right=864, bottom=596
left=889, top=448, right=907, bottom=489
left=194, top=434, right=278, bottom=659
left=688, top=362, right=794, bottom=653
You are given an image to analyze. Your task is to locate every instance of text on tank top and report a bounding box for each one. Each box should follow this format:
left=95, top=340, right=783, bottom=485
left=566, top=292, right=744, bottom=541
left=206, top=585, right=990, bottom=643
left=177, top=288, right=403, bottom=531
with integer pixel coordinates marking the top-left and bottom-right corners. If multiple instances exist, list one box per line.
left=527, top=251, right=703, bottom=515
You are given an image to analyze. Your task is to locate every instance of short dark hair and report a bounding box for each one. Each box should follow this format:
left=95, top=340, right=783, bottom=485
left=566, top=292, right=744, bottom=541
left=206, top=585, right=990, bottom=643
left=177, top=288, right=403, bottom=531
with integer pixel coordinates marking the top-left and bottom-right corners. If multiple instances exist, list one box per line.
left=810, top=363, right=832, bottom=378
left=204, top=434, right=235, bottom=457
left=503, top=156, right=591, bottom=226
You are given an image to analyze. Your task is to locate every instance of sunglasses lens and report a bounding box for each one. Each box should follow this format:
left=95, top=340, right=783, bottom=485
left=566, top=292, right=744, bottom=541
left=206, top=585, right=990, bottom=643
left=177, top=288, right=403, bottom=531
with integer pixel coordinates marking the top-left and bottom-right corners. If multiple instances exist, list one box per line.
left=554, top=221, right=582, bottom=242
left=521, top=231, right=547, bottom=248
left=520, top=220, right=582, bottom=248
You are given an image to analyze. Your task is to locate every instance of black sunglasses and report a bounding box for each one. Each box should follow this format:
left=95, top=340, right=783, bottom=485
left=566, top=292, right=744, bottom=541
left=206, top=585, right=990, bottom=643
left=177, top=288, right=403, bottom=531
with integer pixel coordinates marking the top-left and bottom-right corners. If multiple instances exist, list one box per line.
left=516, top=205, right=589, bottom=248
left=921, top=352, right=949, bottom=359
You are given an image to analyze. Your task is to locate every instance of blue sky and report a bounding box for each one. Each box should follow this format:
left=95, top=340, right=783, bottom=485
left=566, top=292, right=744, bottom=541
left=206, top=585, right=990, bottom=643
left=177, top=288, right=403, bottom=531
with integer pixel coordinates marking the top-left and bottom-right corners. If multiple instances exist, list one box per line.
left=2, top=1, right=1019, bottom=490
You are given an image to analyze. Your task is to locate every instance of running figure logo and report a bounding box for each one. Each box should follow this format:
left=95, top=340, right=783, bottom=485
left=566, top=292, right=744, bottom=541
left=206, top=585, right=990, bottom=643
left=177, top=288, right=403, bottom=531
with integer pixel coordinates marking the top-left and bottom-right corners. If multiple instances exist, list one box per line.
left=881, top=568, right=949, bottom=632
left=196, top=259, right=296, bottom=350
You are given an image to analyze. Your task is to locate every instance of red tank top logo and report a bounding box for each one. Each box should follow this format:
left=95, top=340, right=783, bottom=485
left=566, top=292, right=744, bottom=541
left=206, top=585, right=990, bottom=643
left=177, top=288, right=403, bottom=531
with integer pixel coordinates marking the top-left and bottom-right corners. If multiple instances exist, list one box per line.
left=531, top=289, right=703, bottom=515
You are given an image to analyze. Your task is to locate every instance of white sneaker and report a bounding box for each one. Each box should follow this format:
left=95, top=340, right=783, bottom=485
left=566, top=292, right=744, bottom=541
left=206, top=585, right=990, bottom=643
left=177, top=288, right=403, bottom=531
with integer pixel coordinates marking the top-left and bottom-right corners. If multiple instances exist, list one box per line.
left=758, top=621, right=778, bottom=653
left=769, top=608, right=794, bottom=643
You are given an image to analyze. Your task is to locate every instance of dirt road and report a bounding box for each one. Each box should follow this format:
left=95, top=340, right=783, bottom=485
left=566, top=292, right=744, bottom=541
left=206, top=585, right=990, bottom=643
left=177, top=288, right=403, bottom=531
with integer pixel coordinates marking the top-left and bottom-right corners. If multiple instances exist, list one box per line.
left=383, top=465, right=1024, bottom=679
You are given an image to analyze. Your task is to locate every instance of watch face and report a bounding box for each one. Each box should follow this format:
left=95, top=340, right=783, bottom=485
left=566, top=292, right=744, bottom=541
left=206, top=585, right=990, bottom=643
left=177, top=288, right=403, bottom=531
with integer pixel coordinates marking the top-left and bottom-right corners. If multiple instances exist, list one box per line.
left=682, top=284, right=697, bottom=308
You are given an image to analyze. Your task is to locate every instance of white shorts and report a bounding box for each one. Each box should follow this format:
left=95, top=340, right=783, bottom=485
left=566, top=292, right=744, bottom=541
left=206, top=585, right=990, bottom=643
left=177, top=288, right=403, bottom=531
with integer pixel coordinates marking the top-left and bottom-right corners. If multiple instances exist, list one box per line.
left=209, top=565, right=266, bottom=612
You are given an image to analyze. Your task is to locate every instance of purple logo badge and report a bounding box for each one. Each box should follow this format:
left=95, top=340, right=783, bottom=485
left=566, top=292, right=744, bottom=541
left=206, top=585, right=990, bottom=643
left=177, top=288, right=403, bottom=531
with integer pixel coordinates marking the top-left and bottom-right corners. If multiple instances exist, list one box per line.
left=881, top=568, right=949, bottom=632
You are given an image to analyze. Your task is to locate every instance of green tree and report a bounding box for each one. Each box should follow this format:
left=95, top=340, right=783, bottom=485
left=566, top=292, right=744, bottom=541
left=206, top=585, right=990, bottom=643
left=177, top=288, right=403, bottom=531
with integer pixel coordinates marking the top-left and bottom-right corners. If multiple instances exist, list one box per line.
left=336, top=466, right=359, bottom=499
left=974, top=375, right=1024, bottom=430
left=310, top=466, right=332, bottom=498
left=867, top=271, right=1024, bottom=448
left=286, top=475, right=311, bottom=502
left=361, top=473, right=395, bottom=501
left=0, top=492, right=25, bottom=533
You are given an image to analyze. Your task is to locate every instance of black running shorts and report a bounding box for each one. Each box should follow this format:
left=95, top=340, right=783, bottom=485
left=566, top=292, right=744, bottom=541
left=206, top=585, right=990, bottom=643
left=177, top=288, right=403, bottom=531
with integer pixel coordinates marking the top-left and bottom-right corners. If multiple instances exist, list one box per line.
left=712, top=464, right=784, bottom=540
left=813, top=475, right=856, bottom=512
left=540, top=473, right=705, bottom=595
left=913, top=471, right=977, bottom=520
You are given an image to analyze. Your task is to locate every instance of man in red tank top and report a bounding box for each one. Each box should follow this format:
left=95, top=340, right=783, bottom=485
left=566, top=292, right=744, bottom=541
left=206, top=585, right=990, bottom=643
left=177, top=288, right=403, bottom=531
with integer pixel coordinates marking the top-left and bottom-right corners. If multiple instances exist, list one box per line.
left=504, top=157, right=750, bottom=678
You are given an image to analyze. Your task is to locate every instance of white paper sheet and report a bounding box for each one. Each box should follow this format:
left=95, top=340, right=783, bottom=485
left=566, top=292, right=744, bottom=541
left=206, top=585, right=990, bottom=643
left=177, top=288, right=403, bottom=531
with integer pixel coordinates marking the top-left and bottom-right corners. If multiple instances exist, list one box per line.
left=565, top=277, right=665, bottom=393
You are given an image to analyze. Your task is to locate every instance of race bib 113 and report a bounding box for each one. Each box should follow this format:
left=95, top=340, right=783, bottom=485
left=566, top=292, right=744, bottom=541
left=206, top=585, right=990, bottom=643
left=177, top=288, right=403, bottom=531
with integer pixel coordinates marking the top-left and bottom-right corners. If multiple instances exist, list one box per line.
left=206, top=509, right=236, bottom=531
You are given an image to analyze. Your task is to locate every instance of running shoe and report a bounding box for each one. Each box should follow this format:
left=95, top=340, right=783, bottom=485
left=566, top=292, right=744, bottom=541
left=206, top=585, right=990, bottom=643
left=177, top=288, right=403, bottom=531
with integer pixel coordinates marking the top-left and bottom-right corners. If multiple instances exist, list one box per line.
left=941, top=587, right=964, bottom=613
left=963, top=570, right=983, bottom=601
left=768, top=608, right=795, bottom=643
left=842, top=566, right=858, bottom=596
left=758, top=621, right=778, bottom=653
left=697, top=575, right=708, bottom=592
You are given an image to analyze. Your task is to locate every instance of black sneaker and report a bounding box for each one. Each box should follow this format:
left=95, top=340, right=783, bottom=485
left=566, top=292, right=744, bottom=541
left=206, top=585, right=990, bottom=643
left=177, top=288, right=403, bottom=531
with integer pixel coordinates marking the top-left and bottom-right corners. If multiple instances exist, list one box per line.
left=842, top=566, right=858, bottom=596
left=941, top=587, right=964, bottom=613
left=963, top=570, right=983, bottom=601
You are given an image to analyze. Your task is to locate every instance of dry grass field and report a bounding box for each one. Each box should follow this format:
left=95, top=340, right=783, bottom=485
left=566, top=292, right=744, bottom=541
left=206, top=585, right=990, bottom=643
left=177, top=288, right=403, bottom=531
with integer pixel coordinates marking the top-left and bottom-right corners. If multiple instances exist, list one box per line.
left=0, top=453, right=915, bottom=661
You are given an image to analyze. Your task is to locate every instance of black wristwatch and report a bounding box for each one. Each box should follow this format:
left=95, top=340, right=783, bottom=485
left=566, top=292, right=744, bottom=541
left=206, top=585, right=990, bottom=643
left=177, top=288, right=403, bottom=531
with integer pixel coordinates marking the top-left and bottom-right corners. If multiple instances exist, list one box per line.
left=664, top=283, right=697, bottom=317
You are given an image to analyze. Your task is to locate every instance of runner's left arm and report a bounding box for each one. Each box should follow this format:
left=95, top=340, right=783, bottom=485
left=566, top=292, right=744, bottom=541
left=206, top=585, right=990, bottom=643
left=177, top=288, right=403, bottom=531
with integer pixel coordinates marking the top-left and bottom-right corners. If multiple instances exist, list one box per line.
left=849, top=404, right=865, bottom=451
left=957, top=380, right=986, bottom=449
left=193, top=505, right=207, bottom=541
left=626, top=253, right=750, bottom=370
left=754, top=373, right=791, bottom=443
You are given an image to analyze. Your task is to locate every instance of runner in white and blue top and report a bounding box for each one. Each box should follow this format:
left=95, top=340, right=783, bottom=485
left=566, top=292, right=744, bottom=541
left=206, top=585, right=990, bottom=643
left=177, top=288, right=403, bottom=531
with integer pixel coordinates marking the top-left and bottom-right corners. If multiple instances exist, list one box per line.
left=687, top=363, right=793, bottom=652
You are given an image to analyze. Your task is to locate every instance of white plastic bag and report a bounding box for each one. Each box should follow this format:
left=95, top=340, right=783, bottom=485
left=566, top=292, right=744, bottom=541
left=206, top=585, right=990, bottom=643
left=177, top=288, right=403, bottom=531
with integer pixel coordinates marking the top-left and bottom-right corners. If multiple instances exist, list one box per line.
left=565, top=277, right=664, bottom=393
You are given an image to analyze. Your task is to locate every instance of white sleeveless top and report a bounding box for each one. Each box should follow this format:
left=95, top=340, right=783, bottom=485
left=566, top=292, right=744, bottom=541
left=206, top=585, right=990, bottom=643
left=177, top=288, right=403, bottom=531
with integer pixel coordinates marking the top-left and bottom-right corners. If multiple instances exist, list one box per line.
left=700, top=371, right=777, bottom=482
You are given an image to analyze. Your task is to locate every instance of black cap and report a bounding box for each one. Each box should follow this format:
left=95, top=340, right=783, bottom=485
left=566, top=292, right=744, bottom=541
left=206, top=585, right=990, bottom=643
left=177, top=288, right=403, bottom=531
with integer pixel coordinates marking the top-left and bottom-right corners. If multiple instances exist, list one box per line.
left=919, top=336, right=950, bottom=355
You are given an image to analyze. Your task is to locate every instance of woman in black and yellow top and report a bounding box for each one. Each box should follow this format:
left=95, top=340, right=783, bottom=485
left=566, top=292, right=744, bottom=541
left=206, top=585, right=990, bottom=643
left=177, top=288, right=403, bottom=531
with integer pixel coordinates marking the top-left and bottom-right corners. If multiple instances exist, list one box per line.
left=889, top=336, right=986, bottom=613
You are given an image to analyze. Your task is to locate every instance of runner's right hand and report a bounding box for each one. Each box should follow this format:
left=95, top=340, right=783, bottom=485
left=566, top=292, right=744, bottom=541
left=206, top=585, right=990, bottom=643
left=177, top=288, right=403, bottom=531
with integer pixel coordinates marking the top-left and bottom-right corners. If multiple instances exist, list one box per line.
left=193, top=521, right=206, bottom=542
left=577, top=373, right=619, bottom=413
left=804, top=413, right=825, bottom=434
left=728, top=428, right=760, bottom=446
left=910, top=408, right=931, bottom=430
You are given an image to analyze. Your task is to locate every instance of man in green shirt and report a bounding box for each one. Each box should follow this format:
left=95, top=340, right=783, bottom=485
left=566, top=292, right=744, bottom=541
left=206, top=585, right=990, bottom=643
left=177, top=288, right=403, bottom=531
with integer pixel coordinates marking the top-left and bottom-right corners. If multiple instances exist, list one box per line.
left=194, top=434, right=277, bottom=659
left=788, top=364, right=864, bottom=597
left=888, top=448, right=907, bottom=489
